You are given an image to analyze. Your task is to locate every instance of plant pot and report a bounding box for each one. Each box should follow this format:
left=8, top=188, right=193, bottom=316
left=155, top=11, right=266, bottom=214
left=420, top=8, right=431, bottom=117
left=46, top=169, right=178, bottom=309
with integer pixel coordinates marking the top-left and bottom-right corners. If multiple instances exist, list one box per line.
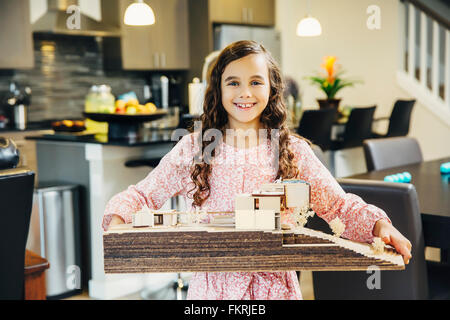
left=317, top=98, right=341, bottom=110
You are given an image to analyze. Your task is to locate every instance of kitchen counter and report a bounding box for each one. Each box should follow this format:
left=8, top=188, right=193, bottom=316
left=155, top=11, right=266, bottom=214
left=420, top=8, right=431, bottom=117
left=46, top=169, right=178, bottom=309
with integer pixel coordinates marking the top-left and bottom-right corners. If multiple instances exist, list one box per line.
left=0, top=122, right=52, bottom=133
left=25, top=128, right=183, bottom=147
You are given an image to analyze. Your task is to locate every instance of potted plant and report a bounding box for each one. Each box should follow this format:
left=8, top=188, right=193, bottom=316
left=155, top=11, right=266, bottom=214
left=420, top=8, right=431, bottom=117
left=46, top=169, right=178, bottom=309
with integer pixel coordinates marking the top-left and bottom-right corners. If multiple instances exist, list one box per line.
left=307, top=56, right=360, bottom=109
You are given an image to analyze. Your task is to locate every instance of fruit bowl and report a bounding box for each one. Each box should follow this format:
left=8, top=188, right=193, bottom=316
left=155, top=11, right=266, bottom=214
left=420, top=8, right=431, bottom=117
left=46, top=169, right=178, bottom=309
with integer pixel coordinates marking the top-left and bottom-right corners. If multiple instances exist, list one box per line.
left=83, top=110, right=168, bottom=123
left=52, top=120, right=86, bottom=132
left=83, top=110, right=169, bottom=140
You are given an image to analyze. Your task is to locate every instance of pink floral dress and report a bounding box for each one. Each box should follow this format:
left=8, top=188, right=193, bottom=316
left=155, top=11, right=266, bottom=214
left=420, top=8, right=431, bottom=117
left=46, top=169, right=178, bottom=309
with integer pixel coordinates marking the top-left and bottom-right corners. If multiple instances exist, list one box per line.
left=102, top=133, right=390, bottom=300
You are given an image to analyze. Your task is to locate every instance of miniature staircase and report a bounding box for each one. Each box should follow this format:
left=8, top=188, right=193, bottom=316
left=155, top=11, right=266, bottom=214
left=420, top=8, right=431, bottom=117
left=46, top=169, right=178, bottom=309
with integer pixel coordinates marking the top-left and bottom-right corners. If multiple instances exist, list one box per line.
left=103, top=224, right=404, bottom=273
left=397, top=0, right=450, bottom=126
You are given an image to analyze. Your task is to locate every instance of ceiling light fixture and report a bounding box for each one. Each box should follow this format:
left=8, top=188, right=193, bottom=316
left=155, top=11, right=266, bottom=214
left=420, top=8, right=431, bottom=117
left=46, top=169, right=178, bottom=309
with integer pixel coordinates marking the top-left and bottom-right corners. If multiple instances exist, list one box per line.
left=296, top=0, right=322, bottom=37
left=124, top=0, right=155, bottom=26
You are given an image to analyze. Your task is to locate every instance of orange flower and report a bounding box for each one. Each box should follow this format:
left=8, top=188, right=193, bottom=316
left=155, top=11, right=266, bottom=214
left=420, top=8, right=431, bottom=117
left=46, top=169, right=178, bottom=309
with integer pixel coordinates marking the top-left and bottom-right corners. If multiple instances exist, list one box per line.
left=321, top=56, right=337, bottom=84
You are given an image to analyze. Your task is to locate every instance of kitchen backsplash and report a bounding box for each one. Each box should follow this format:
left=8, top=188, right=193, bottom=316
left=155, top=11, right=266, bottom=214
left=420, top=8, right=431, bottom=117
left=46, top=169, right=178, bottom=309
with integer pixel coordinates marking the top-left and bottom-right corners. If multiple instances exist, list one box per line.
left=0, top=34, right=155, bottom=122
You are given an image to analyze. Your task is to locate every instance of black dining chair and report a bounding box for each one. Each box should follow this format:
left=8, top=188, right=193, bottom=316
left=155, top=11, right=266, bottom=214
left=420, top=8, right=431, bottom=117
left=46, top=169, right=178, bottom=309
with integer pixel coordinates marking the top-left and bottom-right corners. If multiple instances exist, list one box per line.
left=296, top=108, right=337, bottom=151
left=372, top=100, right=415, bottom=138
left=308, top=179, right=430, bottom=299
left=363, top=137, right=423, bottom=172
left=330, top=106, right=376, bottom=151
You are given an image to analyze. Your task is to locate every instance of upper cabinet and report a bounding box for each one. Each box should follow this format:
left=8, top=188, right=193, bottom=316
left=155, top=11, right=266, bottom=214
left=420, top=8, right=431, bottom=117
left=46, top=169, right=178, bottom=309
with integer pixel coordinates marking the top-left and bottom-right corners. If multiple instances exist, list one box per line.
left=209, top=0, right=275, bottom=26
left=246, top=0, right=275, bottom=26
left=116, top=0, right=190, bottom=70
left=0, top=0, right=34, bottom=69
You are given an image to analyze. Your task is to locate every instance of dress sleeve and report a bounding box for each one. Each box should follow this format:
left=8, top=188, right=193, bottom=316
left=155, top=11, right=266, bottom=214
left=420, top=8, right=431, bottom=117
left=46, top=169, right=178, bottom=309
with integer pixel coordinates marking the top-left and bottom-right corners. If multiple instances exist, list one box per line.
left=102, top=134, right=195, bottom=231
left=291, top=137, right=391, bottom=243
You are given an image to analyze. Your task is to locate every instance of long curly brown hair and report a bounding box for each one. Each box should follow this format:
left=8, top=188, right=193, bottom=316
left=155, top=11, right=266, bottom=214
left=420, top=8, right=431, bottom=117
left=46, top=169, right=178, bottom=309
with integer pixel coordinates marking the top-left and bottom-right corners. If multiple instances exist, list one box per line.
left=189, top=40, right=306, bottom=207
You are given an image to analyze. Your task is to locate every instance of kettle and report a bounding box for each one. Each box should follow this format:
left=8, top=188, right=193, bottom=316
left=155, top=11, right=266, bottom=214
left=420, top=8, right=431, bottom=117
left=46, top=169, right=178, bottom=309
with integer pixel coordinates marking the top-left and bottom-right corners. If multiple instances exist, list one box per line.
left=0, top=137, right=20, bottom=170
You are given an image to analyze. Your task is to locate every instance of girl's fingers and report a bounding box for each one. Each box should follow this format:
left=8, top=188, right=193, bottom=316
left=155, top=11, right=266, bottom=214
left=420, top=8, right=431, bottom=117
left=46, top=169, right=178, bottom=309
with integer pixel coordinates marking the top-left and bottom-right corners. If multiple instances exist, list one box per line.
left=406, top=240, right=412, bottom=251
left=390, top=234, right=412, bottom=264
left=375, top=223, right=413, bottom=264
left=382, top=235, right=391, bottom=245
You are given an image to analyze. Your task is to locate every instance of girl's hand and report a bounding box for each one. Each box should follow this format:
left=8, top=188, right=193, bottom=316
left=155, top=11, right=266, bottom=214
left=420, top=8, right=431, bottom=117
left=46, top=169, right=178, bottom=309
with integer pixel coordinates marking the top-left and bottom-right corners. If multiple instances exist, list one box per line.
left=109, top=214, right=125, bottom=229
left=373, top=219, right=412, bottom=264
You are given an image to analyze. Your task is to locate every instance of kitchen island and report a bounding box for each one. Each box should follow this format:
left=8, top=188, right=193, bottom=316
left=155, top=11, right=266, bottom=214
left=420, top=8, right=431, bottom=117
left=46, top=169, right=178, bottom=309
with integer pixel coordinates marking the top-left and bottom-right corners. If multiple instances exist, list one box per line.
left=27, top=129, right=190, bottom=299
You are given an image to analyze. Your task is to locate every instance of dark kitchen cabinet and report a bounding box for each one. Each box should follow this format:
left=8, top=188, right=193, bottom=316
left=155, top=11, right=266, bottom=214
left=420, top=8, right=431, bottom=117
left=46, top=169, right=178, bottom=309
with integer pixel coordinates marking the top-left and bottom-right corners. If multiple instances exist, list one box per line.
left=0, top=0, right=34, bottom=69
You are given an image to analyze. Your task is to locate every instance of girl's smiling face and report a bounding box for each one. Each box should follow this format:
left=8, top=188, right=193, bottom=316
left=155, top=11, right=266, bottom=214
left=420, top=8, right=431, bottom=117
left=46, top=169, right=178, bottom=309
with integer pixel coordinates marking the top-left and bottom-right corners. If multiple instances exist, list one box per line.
left=221, top=53, right=270, bottom=130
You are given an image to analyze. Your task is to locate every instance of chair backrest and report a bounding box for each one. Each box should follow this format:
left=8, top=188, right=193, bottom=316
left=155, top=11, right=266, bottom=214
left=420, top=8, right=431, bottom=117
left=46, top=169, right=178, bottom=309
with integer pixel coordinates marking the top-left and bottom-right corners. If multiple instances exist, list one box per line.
left=297, top=108, right=337, bottom=151
left=310, top=144, right=330, bottom=171
left=363, top=137, right=423, bottom=171
left=386, top=100, right=415, bottom=137
left=341, top=106, right=376, bottom=148
left=0, top=168, right=35, bottom=299
left=310, top=178, right=429, bottom=300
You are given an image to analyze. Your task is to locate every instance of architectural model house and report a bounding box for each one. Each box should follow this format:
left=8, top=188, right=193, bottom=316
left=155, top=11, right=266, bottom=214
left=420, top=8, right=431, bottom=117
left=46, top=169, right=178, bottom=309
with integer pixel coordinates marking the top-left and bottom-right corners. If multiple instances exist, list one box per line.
left=132, top=206, right=154, bottom=228
left=235, top=180, right=311, bottom=230
left=131, top=180, right=310, bottom=230
left=132, top=208, right=178, bottom=228
left=106, top=183, right=406, bottom=277
left=154, top=210, right=178, bottom=226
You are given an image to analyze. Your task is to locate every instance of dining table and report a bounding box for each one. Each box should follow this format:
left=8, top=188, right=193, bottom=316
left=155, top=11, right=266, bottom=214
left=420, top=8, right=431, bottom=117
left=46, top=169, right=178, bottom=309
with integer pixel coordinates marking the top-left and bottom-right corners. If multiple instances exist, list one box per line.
left=346, top=157, right=450, bottom=262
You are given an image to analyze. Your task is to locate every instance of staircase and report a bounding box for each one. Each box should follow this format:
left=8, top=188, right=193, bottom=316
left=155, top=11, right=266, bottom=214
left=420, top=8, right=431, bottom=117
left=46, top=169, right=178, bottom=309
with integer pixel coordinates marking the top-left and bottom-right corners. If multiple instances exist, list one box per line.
left=397, top=0, right=450, bottom=126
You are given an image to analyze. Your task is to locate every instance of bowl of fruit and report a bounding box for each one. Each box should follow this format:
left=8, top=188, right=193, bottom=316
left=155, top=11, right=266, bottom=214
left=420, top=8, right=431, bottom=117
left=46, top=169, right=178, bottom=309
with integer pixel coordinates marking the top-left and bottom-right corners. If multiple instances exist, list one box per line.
left=83, top=98, right=167, bottom=123
left=52, top=120, right=86, bottom=132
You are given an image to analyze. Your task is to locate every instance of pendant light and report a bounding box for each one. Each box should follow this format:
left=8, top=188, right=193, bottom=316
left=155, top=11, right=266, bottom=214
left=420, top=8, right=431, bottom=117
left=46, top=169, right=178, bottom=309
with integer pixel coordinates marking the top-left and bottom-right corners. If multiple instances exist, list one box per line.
left=124, top=0, right=155, bottom=26
left=296, top=0, right=322, bottom=37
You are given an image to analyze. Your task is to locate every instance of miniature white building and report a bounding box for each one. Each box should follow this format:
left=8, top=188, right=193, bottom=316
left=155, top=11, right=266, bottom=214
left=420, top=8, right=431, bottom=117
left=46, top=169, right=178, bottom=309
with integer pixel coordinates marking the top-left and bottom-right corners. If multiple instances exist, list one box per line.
left=154, top=210, right=178, bottom=226
left=132, top=206, right=154, bottom=228
left=132, top=208, right=178, bottom=228
left=284, top=181, right=310, bottom=208
left=235, top=209, right=277, bottom=230
left=235, top=180, right=310, bottom=230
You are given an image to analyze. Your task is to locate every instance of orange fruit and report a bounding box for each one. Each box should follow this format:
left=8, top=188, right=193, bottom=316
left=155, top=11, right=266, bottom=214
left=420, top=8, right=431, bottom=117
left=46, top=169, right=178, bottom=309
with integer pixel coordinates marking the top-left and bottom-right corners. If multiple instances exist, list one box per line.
left=62, top=120, right=73, bottom=127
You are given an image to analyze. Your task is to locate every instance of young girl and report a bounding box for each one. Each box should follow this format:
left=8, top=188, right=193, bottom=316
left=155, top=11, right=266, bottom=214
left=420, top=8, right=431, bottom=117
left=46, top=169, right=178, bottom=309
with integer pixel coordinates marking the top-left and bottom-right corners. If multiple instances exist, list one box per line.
left=102, top=40, right=412, bottom=300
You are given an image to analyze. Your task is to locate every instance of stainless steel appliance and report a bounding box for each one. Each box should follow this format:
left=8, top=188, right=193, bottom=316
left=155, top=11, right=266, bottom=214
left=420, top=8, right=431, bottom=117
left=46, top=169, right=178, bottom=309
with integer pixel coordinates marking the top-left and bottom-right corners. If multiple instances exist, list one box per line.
left=26, top=183, right=82, bottom=299
left=214, top=25, right=282, bottom=66
left=32, top=0, right=120, bottom=37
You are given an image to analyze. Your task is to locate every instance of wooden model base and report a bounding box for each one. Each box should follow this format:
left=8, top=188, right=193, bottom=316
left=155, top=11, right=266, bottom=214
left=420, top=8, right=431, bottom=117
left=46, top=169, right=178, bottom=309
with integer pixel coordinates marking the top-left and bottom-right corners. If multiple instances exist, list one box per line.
left=103, top=224, right=404, bottom=273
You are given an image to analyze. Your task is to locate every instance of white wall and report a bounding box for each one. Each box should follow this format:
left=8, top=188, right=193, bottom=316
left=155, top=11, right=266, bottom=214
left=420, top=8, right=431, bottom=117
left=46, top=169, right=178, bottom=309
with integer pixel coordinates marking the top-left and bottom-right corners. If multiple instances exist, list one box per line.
left=276, top=0, right=450, bottom=160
